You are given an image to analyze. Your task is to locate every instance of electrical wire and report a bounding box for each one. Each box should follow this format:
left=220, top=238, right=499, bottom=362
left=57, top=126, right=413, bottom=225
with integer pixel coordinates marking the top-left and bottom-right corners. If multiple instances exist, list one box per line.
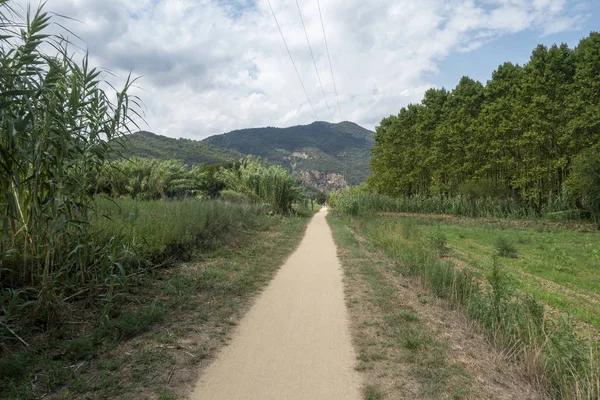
left=295, top=0, right=333, bottom=123
left=316, top=0, right=342, bottom=121
left=266, top=0, right=318, bottom=120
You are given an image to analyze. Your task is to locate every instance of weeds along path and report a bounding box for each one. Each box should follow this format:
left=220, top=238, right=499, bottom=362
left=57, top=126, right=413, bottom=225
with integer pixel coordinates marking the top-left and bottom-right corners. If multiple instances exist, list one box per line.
left=190, top=208, right=361, bottom=400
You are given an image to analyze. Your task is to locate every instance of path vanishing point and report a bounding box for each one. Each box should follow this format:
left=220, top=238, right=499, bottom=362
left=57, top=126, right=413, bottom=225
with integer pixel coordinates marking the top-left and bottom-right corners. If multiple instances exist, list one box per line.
left=190, top=207, right=361, bottom=400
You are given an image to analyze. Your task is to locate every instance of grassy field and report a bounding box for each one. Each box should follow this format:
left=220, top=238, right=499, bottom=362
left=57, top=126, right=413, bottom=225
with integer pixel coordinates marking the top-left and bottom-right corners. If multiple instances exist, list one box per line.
left=328, top=216, right=472, bottom=399
left=330, top=212, right=600, bottom=399
left=0, top=199, right=311, bottom=399
left=365, top=214, right=600, bottom=332
left=328, top=215, right=540, bottom=399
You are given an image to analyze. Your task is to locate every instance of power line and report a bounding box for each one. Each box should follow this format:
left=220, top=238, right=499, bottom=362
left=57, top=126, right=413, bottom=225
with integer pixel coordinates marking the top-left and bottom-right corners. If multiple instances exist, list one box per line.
left=317, top=0, right=342, bottom=121
left=295, top=0, right=333, bottom=123
left=266, top=0, right=318, bottom=120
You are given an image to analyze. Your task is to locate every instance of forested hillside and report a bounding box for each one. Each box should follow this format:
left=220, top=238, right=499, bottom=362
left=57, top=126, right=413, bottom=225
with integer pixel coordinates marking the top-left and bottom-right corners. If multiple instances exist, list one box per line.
left=120, top=122, right=374, bottom=192
left=204, top=121, right=374, bottom=189
left=370, top=32, right=600, bottom=213
left=118, top=131, right=242, bottom=165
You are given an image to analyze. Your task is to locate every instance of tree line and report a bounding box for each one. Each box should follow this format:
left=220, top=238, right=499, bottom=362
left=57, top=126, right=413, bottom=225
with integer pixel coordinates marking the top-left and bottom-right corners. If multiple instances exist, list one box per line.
left=369, top=32, right=600, bottom=217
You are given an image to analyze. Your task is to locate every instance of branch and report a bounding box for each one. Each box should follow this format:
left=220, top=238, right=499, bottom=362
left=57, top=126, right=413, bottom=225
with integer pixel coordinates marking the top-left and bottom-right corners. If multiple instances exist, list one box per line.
left=0, top=321, right=29, bottom=347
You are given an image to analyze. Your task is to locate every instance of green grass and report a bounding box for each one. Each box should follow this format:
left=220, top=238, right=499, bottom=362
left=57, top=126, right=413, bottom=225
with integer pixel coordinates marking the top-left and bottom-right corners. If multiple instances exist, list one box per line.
left=329, top=189, right=584, bottom=221
left=344, top=213, right=600, bottom=399
left=0, top=199, right=311, bottom=399
left=363, top=385, right=384, bottom=400
left=92, top=197, right=273, bottom=262
left=328, top=216, right=472, bottom=399
left=412, top=217, right=600, bottom=330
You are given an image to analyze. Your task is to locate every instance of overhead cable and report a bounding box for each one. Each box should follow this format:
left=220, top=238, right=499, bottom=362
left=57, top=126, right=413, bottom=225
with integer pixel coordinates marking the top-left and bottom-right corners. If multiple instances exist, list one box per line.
left=317, top=0, right=342, bottom=121
left=295, top=0, right=333, bottom=123
left=266, top=0, right=318, bottom=120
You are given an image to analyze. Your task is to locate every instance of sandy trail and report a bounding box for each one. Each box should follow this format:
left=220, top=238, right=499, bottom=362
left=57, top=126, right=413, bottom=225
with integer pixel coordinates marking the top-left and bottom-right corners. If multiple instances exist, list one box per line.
left=190, top=208, right=361, bottom=400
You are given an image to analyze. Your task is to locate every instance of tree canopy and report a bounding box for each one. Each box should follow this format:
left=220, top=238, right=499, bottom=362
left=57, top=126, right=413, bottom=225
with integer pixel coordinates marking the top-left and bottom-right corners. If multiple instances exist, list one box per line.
left=369, top=32, right=600, bottom=212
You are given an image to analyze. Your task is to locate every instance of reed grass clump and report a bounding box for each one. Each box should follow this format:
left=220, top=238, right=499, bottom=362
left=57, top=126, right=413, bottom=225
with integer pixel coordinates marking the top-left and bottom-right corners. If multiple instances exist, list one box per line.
left=330, top=187, right=580, bottom=221
left=1, top=195, right=274, bottom=332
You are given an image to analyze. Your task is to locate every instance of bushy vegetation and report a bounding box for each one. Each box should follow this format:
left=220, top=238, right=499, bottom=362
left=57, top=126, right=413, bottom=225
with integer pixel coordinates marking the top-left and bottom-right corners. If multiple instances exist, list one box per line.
left=568, top=147, right=600, bottom=222
left=92, top=198, right=271, bottom=264
left=99, top=156, right=302, bottom=212
left=369, top=32, right=600, bottom=214
left=1, top=199, right=308, bottom=399
left=328, top=187, right=574, bottom=219
left=216, top=156, right=301, bottom=213
left=0, top=2, right=137, bottom=315
left=0, top=2, right=302, bottom=345
left=100, top=157, right=208, bottom=200
left=494, top=236, right=518, bottom=258
left=354, top=216, right=600, bottom=399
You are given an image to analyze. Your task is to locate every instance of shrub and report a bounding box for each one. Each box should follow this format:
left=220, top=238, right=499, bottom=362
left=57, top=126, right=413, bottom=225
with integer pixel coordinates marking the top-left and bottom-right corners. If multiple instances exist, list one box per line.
left=494, top=236, right=517, bottom=258
left=217, top=156, right=301, bottom=213
left=330, top=190, right=542, bottom=219
left=427, top=231, right=448, bottom=257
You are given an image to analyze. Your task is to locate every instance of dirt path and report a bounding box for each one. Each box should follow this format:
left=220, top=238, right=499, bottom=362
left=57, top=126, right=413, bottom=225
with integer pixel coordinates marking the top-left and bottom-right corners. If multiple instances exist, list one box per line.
left=190, top=208, right=361, bottom=400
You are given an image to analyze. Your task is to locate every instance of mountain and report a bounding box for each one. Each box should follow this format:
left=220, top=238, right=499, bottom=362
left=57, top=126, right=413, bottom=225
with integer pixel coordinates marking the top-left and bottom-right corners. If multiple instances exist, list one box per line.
left=203, top=121, right=374, bottom=191
left=117, top=131, right=243, bottom=165
left=119, top=121, right=374, bottom=192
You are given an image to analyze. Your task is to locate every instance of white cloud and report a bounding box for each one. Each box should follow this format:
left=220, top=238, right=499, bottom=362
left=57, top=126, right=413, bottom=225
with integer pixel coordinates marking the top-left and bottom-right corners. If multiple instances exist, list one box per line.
left=13, top=0, right=590, bottom=138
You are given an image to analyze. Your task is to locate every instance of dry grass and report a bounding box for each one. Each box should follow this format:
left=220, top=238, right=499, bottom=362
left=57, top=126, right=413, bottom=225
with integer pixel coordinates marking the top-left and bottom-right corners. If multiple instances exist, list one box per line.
left=329, top=215, right=543, bottom=399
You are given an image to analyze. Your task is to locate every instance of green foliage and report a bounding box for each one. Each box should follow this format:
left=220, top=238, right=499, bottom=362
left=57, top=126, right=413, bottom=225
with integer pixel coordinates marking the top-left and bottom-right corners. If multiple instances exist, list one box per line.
left=1, top=205, right=308, bottom=399
left=0, top=2, right=137, bottom=322
left=328, top=186, right=399, bottom=215
left=568, top=147, right=600, bottom=222
left=494, top=236, right=518, bottom=258
left=219, top=189, right=259, bottom=204
left=369, top=33, right=600, bottom=214
left=118, top=131, right=242, bottom=165
left=92, top=197, right=269, bottom=263
left=100, top=156, right=303, bottom=214
left=217, top=156, right=301, bottom=213
left=458, top=178, right=511, bottom=199
left=100, top=157, right=206, bottom=199
left=427, top=231, right=448, bottom=257
left=363, top=385, right=384, bottom=400
left=331, top=189, right=546, bottom=219
left=1, top=196, right=270, bottom=339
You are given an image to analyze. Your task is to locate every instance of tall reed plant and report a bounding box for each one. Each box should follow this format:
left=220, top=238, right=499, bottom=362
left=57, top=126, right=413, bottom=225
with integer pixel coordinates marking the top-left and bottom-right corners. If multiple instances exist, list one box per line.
left=0, top=1, right=139, bottom=292
left=330, top=188, right=578, bottom=220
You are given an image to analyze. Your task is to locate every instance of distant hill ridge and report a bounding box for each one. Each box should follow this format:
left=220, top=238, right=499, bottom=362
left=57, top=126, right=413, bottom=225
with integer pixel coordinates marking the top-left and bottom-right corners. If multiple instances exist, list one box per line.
left=203, top=121, right=374, bottom=190
left=118, top=131, right=243, bottom=166
left=119, top=121, right=374, bottom=192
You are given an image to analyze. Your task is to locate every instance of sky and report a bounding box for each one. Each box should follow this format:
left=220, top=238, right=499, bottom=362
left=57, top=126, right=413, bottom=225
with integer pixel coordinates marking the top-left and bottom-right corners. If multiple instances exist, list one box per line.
left=13, top=0, right=599, bottom=139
